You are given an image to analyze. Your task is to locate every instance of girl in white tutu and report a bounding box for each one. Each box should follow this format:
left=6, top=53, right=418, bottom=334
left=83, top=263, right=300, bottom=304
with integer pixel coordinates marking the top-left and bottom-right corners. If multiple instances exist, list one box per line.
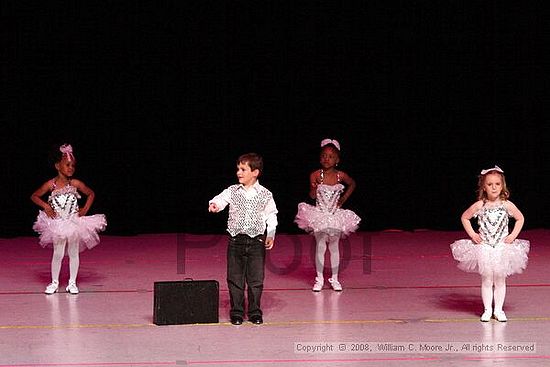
left=450, top=165, right=529, bottom=322
left=295, top=139, right=361, bottom=292
left=31, top=143, right=107, bottom=294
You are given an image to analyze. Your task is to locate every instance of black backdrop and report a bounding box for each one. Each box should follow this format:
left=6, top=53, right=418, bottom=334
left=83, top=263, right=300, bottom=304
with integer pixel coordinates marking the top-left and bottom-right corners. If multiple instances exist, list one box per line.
left=3, top=1, right=549, bottom=237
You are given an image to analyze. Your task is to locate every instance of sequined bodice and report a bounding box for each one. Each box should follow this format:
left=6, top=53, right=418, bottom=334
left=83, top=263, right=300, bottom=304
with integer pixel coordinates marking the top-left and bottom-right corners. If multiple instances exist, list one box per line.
left=316, top=184, right=344, bottom=214
left=476, top=204, right=509, bottom=246
left=48, top=184, right=80, bottom=219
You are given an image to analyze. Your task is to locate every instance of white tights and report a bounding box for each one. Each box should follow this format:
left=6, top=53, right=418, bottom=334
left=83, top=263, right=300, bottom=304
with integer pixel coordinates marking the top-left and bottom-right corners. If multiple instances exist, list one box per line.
left=481, top=272, right=507, bottom=312
left=51, top=238, right=80, bottom=283
left=314, top=232, right=341, bottom=280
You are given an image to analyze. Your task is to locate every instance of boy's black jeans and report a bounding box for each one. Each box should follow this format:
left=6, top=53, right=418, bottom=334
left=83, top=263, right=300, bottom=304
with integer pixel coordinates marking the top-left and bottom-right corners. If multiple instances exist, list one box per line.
left=227, top=234, right=266, bottom=319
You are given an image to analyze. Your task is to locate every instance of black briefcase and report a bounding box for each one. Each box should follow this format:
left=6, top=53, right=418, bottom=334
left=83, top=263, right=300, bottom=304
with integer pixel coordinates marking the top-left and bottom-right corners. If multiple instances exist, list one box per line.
left=153, top=279, right=219, bottom=325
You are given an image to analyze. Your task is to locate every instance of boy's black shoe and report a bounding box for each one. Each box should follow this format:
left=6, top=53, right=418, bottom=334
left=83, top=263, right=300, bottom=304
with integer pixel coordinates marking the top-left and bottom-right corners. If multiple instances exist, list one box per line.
left=249, top=315, right=263, bottom=324
left=230, top=316, right=243, bottom=325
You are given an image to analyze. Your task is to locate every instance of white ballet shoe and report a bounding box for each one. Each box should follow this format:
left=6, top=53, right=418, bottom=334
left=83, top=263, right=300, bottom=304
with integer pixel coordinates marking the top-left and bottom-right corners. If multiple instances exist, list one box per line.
left=66, top=281, right=79, bottom=294
left=328, top=278, right=343, bottom=291
left=480, top=309, right=492, bottom=322
left=312, top=277, right=324, bottom=292
left=44, top=280, right=59, bottom=295
left=493, top=310, right=507, bottom=322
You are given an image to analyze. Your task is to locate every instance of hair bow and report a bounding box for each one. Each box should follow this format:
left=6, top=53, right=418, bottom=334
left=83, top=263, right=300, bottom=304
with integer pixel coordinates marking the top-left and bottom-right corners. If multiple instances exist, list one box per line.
left=59, top=144, right=74, bottom=162
left=480, top=165, right=504, bottom=175
left=320, top=138, right=341, bottom=151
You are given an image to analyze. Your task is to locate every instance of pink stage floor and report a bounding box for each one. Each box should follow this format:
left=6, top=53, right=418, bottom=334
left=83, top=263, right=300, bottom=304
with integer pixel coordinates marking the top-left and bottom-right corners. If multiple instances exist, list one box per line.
left=1, top=229, right=549, bottom=367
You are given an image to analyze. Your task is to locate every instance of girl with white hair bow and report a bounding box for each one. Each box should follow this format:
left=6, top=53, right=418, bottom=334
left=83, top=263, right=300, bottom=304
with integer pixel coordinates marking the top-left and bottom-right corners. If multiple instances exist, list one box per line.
left=450, top=165, right=530, bottom=322
left=294, top=138, right=361, bottom=292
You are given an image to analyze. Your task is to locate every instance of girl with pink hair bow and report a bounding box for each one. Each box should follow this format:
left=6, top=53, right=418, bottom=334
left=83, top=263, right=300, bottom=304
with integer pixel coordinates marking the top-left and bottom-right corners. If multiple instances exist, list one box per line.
left=31, top=143, right=107, bottom=295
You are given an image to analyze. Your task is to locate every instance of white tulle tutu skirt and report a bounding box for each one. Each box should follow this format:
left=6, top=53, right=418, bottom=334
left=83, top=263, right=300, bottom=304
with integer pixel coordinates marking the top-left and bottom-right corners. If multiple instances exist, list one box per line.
left=33, top=211, right=107, bottom=253
left=450, top=239, right=530, bottom=277
left=294, top=202, right=361, bottom=237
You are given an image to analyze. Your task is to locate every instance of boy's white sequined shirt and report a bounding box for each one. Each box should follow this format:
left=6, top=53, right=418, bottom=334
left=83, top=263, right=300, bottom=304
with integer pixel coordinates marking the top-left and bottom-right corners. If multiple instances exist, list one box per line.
left=210, top=181, right=278, bottom=238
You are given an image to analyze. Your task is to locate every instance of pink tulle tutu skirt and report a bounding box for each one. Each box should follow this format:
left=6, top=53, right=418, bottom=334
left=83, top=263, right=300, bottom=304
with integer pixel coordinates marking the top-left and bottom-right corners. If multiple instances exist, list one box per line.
left=33, top=211, right=107, bottom=253
left=294, top=202, right=361, bottom=237
left=450, top=239, right=529, bottom=277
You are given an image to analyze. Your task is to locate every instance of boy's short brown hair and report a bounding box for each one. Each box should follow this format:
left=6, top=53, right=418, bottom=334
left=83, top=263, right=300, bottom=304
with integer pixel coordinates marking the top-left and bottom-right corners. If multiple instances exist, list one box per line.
left=237, top=153, right=263, bottom=175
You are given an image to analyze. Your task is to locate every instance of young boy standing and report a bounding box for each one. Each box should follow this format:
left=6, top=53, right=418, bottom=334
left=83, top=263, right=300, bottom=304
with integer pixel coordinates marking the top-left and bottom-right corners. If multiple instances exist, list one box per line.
left=208, top=153, right=278, bottom=325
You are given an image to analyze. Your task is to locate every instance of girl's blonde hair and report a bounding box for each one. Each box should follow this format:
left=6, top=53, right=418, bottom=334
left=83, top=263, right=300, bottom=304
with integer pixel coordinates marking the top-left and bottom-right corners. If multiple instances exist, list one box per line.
left=477, top=171, right=510, bottom=201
